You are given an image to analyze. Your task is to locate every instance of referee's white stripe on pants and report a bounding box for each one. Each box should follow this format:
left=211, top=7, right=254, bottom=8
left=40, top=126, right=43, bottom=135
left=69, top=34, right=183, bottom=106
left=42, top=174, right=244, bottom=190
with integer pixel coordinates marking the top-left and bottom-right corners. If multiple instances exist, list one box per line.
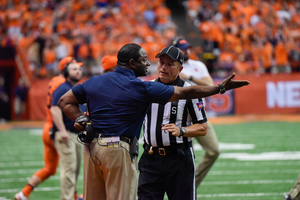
left=190, top=146, right=196, bottom=200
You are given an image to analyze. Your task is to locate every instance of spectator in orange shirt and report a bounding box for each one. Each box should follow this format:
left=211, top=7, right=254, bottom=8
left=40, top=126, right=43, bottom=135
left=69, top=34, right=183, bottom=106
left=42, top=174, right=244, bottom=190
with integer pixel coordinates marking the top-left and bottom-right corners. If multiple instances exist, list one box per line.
left=275, top=38, right=289, bottom=73
left=234, top=54, right=252, bottom=75
left=261, top=41, right=273, bottom=73
left=43, top=38, right=56, bottom=77
left=218, top=42, right=235, bottom=76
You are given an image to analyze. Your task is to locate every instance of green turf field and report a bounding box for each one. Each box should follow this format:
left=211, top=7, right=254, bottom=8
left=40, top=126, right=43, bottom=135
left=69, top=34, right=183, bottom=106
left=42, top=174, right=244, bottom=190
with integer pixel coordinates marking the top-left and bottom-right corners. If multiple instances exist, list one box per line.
left=0, top=121, right=299, bottom=200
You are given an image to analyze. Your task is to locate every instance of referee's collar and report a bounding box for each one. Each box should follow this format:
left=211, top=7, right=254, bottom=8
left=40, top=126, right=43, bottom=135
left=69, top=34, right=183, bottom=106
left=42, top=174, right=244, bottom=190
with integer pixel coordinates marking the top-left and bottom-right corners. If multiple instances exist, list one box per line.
left=156, top=75, right=181, bottom=86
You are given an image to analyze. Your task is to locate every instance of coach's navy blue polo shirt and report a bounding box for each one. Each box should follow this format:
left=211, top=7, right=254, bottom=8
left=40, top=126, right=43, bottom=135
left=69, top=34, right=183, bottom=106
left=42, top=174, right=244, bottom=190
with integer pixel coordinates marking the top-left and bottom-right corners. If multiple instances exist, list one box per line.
left=52, top=81, right=86, bottom=133
left=72, top=67, right=174, bottom=138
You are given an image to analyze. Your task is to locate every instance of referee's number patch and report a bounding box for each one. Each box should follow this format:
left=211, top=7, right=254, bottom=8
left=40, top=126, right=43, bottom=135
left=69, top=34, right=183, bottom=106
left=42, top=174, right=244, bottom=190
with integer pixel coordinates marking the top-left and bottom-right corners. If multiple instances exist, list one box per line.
left=196, top=102, right=203, bottom=110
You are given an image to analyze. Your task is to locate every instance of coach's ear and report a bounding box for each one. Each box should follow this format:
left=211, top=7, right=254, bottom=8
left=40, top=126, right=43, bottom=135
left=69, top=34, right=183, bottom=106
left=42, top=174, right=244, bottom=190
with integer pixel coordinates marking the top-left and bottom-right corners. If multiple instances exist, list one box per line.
left=128, top=59, right=135, bottom=69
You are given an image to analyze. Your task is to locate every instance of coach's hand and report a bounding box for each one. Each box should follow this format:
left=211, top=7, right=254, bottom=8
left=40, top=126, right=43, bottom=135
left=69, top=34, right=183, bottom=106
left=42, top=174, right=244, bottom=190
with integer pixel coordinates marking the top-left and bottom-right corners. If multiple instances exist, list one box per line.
left=74, top=114, right=89, bottom=131
left=221, top=73, right=250, bottom=92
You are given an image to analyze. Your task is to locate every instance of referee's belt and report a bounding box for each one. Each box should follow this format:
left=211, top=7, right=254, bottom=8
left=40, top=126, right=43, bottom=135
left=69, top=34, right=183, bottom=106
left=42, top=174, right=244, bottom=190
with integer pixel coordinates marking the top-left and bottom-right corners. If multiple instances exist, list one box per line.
left=97, top=135, right=131, bottom=147
left=143, top=142, right=192, bottom=156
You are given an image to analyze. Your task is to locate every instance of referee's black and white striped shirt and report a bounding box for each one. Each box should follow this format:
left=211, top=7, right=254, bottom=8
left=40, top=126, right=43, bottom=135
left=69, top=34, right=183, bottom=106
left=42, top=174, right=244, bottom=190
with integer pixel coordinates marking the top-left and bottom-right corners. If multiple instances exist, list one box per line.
left=143, top=76, right=207, bottom=147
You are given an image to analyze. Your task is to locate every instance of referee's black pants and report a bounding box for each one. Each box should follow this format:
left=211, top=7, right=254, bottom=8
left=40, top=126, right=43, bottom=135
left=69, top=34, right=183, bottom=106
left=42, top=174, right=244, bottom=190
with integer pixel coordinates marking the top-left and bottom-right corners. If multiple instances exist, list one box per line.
left=138, top=143, right=196, bottom=200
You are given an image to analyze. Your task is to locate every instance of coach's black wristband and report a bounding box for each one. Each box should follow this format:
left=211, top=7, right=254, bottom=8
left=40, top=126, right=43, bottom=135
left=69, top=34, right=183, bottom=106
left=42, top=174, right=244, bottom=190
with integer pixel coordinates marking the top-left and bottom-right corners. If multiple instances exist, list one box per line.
left=218, top=84, right=226, bottom=94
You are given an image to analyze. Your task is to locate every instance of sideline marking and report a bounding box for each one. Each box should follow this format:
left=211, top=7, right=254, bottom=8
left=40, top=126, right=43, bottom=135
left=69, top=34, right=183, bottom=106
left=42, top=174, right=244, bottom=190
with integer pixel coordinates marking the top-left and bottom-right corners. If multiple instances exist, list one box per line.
left=163, top=192, right=286, bottom=199
left=0, top=161, right=43, bottom=167
left=220, top=151, right=300, bottom=161
left=29, top=129, right=43, bottom=135
left=209, top=169, right=299, bottom=175
left=194, top=143, right=255, bottom=150
left=215, top=160, right=300, bottom=167
left=197, top=192, right=285, bottom=198
left=0, top=185, right=83, bottom=193
left=201, top=179, right=294, bottom=185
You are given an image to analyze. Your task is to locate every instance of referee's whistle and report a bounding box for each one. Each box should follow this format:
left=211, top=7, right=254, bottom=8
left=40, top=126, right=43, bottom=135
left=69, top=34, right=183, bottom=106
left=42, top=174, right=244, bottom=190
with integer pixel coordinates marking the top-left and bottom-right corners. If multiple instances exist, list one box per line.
left=148, top=146, right=153, bottom=155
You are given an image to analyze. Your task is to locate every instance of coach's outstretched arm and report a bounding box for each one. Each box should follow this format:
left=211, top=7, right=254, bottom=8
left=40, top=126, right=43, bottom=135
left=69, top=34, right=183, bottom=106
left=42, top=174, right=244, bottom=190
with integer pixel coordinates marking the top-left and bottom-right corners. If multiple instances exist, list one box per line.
left=169, top=73, right=250, bottom=102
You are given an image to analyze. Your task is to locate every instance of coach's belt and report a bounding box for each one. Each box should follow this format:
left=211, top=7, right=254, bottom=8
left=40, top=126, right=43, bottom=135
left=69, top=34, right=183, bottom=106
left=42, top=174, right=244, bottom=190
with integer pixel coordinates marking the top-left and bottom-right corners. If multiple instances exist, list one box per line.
left=98, top=135, right=131, bottom=147
left=143, top=143, right=191, bottom=156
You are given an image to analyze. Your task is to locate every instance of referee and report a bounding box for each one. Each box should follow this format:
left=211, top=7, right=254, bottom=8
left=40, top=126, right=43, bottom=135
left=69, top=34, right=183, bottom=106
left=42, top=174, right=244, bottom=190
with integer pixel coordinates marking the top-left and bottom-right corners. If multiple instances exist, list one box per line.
left=138, top=46, right=208, bottom=200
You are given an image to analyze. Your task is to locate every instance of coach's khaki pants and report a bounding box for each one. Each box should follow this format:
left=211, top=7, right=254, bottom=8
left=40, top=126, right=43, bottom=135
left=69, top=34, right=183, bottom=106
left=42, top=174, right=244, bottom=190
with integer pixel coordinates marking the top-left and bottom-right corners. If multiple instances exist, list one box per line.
left=195, top=120, right=220, bottom=187
left=83, top=138, right=138, bottom=200
left=55, top=132, right=83, bottom=200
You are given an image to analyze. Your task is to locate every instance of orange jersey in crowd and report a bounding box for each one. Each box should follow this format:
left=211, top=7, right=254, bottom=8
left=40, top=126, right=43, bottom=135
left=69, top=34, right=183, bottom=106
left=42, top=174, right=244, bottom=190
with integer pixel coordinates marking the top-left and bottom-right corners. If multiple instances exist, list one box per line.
left=275, top=42, right=288, bottom=66
left=45, top=75, right=65, bottom=123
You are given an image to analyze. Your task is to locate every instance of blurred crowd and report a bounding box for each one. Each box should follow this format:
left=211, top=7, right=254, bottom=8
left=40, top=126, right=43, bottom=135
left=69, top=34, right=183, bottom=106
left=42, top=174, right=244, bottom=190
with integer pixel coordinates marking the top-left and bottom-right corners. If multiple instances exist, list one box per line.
left=0, top=0, right=178, bottom=78
left=185, top=0, right=300, bottom=77
left=1, top=0, right=300, bottom=79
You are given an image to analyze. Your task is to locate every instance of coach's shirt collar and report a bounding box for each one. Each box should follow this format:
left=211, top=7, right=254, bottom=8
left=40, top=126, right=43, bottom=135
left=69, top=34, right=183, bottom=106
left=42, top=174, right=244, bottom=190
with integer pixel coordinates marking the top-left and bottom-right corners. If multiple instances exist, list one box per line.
left=114, top=66, right=136, bottom=78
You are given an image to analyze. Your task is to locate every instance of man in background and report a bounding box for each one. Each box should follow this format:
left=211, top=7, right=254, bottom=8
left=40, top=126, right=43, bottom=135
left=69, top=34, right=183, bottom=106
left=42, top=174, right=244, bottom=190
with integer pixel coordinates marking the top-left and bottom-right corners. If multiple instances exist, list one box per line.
left=51, top=58, right=85, bottom=200
left=173, top=38, right=220, bottom=187
left=0, top=76, right=9, bottom=123
left=14, top=77, right=30, bottom=120
left=14, top=57, right=83, bottom=200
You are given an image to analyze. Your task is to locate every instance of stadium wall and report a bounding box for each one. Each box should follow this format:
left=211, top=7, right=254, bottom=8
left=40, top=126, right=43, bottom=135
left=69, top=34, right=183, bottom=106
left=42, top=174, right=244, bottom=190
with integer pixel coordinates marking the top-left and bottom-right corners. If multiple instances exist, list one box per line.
left=234, top=73, right=300, bottom=115
left=27, top=73, right=300, bottom=120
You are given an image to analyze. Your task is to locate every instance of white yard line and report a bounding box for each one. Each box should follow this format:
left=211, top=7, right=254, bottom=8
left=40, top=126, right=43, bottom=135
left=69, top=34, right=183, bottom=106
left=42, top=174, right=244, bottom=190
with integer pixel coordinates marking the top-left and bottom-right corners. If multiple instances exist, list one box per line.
left=0, top=176, right=59, bottom=183
left=0, top=185, right=83, bottom=193
left=0, top=168, right=298, bottom=176
left=197, top=192, right=286, bottom=198
left=201, top=179, right=295, bottom=185
left=162, top=192, right=286, bottom=199
left=0, top=176, right=83, bottom=183
left=214, top=160, right=300, bottom=167
left=0, top=169, right=42, bottom=175
left=220, top=151, right=300, bottom=161
left=209, top=169, right=299, bottom=175
left=0, top=160, right=299, bottom=168
left=0, top=161, right=43, bottom=167
left=0, top=178, right=293, bottom=192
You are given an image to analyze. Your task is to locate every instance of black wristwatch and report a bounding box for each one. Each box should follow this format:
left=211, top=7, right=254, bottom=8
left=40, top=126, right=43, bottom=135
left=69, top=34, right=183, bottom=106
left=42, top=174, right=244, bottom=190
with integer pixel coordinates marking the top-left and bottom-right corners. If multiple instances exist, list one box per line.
left=189, top=76, right=193, bottom=81
left=180, top=127, right=187, bottom=136
left=218, top=83, right=226, bottom=94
